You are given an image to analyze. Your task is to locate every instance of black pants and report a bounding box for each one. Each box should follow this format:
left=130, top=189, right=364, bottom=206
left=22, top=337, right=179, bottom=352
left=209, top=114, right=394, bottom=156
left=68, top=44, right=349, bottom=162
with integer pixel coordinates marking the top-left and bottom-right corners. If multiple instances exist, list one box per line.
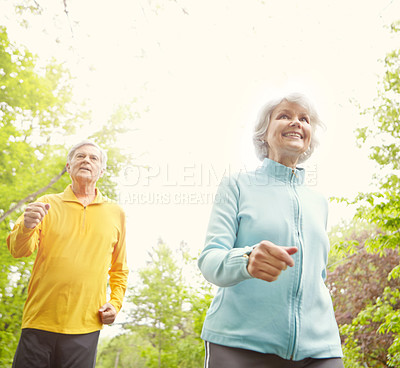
left=12, top=328, right=100, bottom=368
left=204, top=342, right=344, bottom=368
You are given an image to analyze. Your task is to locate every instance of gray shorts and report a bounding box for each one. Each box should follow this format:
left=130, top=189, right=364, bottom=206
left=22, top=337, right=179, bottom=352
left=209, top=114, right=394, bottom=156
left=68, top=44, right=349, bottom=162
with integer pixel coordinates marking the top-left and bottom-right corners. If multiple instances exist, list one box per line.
left=12, top=328, right=100, bottom=368
left=204, top=342, right=344, bottom=368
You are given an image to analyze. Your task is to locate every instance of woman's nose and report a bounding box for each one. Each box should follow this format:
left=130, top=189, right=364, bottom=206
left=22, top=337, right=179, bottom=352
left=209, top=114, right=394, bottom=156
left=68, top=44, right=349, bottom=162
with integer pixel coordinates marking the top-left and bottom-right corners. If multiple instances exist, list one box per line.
left=289, top=118, right=301, bottom=127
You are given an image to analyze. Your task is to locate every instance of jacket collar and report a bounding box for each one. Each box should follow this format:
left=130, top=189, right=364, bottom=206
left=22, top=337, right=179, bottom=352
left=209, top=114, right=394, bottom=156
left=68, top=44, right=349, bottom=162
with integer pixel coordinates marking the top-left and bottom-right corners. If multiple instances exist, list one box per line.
left=61, top=184, right=105, bottom=204
left=260, top=158, right=305, bottom=185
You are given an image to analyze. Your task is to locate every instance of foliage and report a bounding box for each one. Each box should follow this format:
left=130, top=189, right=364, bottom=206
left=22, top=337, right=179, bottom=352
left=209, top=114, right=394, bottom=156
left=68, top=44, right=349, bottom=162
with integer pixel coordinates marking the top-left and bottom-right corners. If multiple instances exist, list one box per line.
left=96, top=333, right=149, bottom=368
left=104, top=241, right=213, bottom=368
left=328, top=20, right=400, bottom=368
left=0, top=25, right=74, bottom=365
left=356, top=24, right=400, bottom=173
left=327, top=222, right=399, bottom=367
left=0, top=25, right=138, bottom=365
left=88, top=103, right=141, bottom=199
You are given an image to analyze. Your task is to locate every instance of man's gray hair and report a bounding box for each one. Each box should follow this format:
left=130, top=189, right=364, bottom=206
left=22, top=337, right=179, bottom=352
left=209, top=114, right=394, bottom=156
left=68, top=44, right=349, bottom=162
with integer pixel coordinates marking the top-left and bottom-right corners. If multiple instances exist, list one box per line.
left=253, top=92, right=325, bottom=164
left=67, top=140, right=108, bottom=170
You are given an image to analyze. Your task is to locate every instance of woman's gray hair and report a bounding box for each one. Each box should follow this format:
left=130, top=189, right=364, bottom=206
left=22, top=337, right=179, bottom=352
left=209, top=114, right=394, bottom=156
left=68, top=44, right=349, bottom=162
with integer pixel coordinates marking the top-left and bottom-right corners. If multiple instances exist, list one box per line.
left=67, top=140, right=108, bottom=170
left=253, top=92, right=325, bottom=164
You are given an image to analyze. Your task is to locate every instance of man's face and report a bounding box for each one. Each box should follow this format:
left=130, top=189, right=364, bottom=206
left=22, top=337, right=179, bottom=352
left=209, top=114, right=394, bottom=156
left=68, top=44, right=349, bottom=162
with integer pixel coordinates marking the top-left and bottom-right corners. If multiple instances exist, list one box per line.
left=66, top=145, right=104, bottom=184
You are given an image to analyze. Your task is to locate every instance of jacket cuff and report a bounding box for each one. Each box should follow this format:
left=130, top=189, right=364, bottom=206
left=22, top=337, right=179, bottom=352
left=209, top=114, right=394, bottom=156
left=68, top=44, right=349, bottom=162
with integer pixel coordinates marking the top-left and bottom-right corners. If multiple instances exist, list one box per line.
left=228, top=246, right=256, bottom=280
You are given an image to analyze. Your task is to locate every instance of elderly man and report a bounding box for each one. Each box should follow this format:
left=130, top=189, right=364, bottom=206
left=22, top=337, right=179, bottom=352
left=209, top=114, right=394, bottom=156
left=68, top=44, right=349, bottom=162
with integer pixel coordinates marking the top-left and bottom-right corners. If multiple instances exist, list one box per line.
left=7, top=140, right=129, bottom=367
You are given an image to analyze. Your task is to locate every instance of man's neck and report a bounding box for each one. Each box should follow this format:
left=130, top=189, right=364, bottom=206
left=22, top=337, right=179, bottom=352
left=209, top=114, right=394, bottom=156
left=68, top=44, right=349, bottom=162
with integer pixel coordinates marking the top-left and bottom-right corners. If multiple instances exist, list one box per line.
left=71, top=182, right=97, bottom=205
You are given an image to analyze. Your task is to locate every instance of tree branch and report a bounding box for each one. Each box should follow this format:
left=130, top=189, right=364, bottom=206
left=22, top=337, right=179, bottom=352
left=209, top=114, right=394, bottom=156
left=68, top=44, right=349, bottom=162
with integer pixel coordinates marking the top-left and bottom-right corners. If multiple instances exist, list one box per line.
left=63, top=0, right=74, bottom=37
left=0, top=167, right=67, bottom=224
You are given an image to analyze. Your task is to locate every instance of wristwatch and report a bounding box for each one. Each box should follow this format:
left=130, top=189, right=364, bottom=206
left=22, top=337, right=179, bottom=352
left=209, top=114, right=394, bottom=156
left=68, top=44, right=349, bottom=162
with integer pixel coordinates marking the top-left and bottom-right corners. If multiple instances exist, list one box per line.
left=242, top=246, right=254, bottom=260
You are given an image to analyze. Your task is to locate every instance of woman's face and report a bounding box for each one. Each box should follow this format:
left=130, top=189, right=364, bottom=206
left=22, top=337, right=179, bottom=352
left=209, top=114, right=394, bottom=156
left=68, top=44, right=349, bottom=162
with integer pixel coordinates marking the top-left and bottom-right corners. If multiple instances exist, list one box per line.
left=263, top=100, right=312, bottom=166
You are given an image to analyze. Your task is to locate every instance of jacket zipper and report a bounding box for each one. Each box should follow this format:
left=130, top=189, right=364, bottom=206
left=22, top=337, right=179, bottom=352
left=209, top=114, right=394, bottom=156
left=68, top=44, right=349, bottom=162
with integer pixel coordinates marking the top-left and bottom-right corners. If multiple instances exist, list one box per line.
left=81, top=206, right=87, bottom=233
left=288, top=169, right=303, bottom=360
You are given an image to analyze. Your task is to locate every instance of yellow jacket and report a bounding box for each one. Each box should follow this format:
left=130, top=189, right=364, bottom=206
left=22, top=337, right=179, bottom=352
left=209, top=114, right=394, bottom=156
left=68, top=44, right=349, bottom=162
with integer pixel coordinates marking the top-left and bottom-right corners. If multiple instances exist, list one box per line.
left=7, top=185, right=129, bottom=334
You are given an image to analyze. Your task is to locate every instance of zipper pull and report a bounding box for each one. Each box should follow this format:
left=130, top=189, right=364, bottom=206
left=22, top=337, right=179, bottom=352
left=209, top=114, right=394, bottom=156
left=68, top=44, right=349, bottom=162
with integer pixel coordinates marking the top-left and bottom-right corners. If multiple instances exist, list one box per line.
left=292, top=168, right=297, bottom=178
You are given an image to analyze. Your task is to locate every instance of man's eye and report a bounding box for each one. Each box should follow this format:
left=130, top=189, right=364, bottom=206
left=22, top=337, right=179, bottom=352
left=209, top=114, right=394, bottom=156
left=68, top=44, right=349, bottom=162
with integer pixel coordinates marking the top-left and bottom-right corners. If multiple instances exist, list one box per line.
left=91, top=156, right=99, bottom=161
left=279, top=114, right=289, bottom=119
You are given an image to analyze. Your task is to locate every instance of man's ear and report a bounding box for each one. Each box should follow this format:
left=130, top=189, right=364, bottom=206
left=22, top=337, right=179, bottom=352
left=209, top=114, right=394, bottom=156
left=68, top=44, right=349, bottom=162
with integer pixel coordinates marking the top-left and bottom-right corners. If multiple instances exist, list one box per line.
left=65, top=163, right=70, bottom=174
left=99, top=169, right=105, bottom=178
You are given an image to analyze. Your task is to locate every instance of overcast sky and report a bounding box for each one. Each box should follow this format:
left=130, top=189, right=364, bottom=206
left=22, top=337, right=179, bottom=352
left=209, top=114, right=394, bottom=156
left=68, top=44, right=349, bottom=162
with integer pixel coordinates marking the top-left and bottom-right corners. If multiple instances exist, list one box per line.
left=2, top=0, right=400, bottom=271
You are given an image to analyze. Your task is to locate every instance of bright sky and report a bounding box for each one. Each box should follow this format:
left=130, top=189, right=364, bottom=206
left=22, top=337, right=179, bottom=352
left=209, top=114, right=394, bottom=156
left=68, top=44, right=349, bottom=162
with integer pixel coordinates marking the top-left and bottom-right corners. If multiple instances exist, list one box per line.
left=2, top=0, right=399, bottom=326
left=60, top=0, right=398, bottom=269
left=3, top=0, right=400, bottom=256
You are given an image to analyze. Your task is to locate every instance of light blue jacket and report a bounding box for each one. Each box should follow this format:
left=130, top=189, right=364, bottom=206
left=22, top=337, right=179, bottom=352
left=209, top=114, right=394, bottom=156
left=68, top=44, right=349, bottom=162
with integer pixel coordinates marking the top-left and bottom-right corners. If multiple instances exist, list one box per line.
left=198, top=158, right=343, bottom=361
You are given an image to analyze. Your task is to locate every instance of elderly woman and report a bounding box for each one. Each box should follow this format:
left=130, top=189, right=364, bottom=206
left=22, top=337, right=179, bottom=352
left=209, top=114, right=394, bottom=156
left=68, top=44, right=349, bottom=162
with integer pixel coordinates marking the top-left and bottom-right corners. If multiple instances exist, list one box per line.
left=198, top=93, right=344, bottom=368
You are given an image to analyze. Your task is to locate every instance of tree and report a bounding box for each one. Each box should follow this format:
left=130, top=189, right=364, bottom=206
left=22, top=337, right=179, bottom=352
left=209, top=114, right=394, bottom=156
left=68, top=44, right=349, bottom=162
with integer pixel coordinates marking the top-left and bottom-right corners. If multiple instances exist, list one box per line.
left=329, top=20, right=400, bottom=368
left=116, top=240, right=213, bottom=368
left=96, top=333, right=149, bottom=368
left=327, top=221, right=399, bottom=367
left=0, top=25, right=78, bottom=364
left=0, top=25, right=139, bottom=365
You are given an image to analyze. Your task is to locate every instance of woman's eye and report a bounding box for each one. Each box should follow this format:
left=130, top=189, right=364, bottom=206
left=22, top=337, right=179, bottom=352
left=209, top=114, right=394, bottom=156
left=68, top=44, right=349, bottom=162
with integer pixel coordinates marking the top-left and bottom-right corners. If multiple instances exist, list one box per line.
left=301, top=117, right=310, bottom=124
left=279, top=114, right=289, bottom=119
